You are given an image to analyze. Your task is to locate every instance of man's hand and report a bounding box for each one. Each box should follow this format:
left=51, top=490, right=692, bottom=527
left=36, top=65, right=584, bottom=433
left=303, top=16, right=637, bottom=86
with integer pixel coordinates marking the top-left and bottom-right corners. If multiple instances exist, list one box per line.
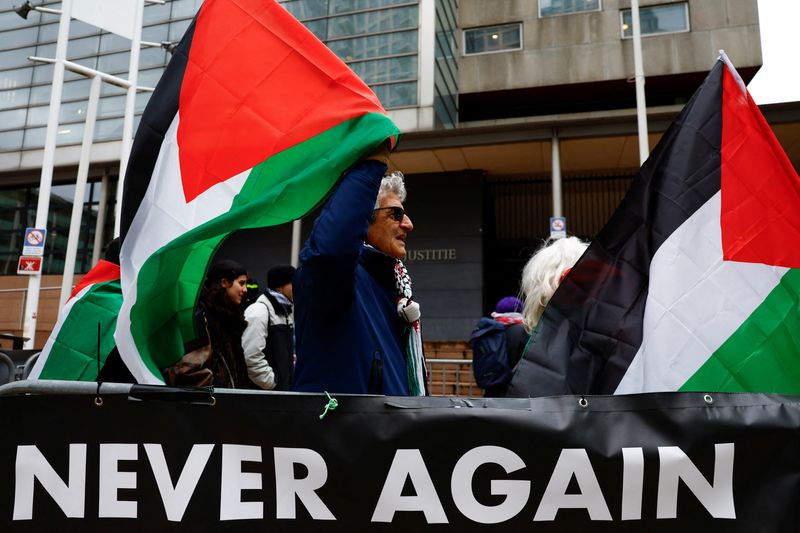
left=397, top=297, right=421, bottom=323
left=364, top=141, right=390, bottom=166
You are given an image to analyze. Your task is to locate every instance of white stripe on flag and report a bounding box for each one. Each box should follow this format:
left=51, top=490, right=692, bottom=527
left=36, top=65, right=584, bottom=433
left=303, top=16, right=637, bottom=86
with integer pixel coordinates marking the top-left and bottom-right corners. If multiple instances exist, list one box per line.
left=615, top=192, right=788, bottom=394
left=116, top=113, right=249, bottom=384
left=28, top=283, right=95, bottom=380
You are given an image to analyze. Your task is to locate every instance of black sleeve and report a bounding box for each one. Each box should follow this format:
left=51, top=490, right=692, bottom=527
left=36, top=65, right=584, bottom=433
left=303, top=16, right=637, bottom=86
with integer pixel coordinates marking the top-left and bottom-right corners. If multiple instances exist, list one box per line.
left=505, top=323, right=530, bottom=369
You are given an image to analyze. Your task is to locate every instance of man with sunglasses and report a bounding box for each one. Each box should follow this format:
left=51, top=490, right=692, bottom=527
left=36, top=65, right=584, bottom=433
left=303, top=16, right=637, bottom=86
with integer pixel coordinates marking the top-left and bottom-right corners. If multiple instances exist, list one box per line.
left=292, top=141, right=427, bottom=396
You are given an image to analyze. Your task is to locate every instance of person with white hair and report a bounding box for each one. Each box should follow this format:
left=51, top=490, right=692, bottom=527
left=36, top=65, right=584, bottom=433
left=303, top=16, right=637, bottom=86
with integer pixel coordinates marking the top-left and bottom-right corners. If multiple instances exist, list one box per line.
left=292, top=142, right=427, bottom=396
left=519, top=236, right=589, bottom=333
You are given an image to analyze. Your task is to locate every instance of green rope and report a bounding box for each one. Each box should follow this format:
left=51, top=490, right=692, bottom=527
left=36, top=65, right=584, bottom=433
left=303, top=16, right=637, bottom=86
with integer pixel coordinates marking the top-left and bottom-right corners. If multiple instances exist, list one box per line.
left=319, top=391, right=338, bottom=420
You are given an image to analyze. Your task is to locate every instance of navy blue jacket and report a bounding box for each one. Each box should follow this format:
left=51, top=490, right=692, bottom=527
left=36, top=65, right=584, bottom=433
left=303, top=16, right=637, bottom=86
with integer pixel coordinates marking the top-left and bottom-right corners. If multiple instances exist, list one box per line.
left=292, top=160, right=409, bottom=395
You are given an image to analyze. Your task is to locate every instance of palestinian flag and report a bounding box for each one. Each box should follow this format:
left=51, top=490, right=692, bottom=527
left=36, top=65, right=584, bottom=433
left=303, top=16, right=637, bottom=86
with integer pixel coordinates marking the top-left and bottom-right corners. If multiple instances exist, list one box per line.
left=29, top=260, right=121, bottom=381
left=116, top=0, right=400, bottom=384
left=507, top=55, right=800, bottom=397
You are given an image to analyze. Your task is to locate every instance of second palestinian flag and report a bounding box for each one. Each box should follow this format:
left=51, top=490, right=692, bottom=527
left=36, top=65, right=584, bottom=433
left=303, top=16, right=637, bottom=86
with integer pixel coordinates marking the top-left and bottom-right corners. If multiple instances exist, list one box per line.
left=116, top=0, right=400, bottom=384
left=507, top=55, right=800, bottom=397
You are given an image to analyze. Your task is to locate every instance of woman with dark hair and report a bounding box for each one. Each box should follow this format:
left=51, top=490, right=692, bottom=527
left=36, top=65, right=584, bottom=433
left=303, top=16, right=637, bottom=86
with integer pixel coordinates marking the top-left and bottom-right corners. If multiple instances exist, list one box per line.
left=195, top=259, right=255, bottom=389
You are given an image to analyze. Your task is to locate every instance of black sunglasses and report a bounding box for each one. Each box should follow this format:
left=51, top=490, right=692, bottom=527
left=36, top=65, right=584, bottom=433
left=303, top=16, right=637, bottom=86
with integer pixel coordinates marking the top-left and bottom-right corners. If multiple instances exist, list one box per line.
left=373, top=206, right=406, bottom=222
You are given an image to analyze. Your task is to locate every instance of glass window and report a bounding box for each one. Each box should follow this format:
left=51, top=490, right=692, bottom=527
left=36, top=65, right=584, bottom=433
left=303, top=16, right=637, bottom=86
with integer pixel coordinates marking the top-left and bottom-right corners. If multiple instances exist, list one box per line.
left=329, top=0, right=415, bottom=15
left=0, top=67, right=33, bottom=90
left=371, top=81, right=416, bottom=108
left=169, top=19, right=193, bottom=41
left=171, top=0, right=205, bottom=18
left=69, top=20, right=100, bottom=39
left=144, top=1, right=173, bottom=24
left=135, top=91, right=153, bottom=113
left=98, top=94, right=126, bottom=118
left=349, top=55, right=416, bottom=84
left=55, top=122, right=85, bottom=146
left=66, top=35, right=100, bottom=59
left=37, top=22, right=60, bottom=42
left=95, top=117, right=123, bottom=141
left=97, top=51, right=131, bottom=73
left=99, top=33, right=130, bottom=54
left=70, top=55, right=98, bottom=70
left=327, top=30, right=417, bottom=61
left=621, top=3, right=689, bottom=38
left=540, top=0, right=601, bottom=17
left=59, top=99, right=91, bottom=125
left=0, top=26, right=41, bottom=48
left=32, top=64, right=53, bottom=84
left=0, top=47, right=36, bottom=70
left=463, top=23, right=521, bottom=55
left=281, top=0, right=328, bottom=20
left=22, top=123, right=83, bottom=149
left=29, top=84, right=51, bottom=105
left=327, top=6, right=418, bottom=39
left=302, top=19, right=328, bottom=40
left=142, top=23, right=170, bottom=43
left=25, top=104, right=49, bottom=127
left=61, top=78, right=91, bottom=100
left=0, top=87, right=30, bottom=110
left=138, top=67, right=165, bottom=88
left=0, top=9, right=38, bottom=31
left=100, top=82, right=126, bottom=97
left=0, top=108, right=27, bottom=130
left=0, top=129, right=24, bottom=152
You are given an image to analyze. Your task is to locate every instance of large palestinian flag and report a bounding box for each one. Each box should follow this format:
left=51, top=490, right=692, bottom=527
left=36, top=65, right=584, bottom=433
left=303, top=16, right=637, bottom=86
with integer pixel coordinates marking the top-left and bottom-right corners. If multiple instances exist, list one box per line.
left=29, top=260, right=121, bottom=381
left=116, top=0, right=400, bottom=384
left=507, top=55, right=800, bottom=397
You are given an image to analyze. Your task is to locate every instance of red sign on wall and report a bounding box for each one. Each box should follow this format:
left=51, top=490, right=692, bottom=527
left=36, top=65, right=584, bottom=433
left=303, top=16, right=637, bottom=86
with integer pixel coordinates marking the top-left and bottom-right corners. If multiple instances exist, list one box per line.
left=17, top=256, right=42, bottom=275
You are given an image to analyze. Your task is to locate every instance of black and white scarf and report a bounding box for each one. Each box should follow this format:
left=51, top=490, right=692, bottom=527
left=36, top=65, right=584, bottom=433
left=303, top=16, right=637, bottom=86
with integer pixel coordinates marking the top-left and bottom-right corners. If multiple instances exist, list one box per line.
left=394, top=259, right=427, bottom=396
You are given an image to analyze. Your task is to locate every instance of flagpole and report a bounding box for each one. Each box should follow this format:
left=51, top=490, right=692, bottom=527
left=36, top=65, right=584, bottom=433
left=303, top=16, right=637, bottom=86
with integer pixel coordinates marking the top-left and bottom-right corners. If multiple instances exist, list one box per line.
left=551, top=128, right=563, bottom=219
left=22, top=0, right=73, bottom=349
left=91, top=173, right=110, bottom=266
left=291, top=219, right=302, bottom=267
left=113, top=0, right=145, bottom=238
left=59, top=74, right=102, bottom=310
left=631, top=0, right=650, bottom=165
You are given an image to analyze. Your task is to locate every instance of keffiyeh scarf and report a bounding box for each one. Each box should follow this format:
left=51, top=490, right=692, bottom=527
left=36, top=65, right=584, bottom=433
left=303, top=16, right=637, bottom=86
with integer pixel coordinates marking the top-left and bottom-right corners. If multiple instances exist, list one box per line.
left=394, top=259, right=427, bottom=396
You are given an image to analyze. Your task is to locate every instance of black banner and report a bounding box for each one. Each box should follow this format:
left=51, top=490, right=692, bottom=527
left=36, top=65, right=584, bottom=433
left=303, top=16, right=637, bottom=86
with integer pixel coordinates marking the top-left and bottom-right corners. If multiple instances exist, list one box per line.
left=2, top=390, right=800, bottom=531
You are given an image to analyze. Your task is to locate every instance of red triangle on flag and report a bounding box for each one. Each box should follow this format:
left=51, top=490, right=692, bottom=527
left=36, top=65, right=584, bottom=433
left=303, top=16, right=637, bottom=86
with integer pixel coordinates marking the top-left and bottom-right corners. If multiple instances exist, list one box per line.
left=721, top=66, right=800, bottom=268
left=177, top=0, right=386, bottom=203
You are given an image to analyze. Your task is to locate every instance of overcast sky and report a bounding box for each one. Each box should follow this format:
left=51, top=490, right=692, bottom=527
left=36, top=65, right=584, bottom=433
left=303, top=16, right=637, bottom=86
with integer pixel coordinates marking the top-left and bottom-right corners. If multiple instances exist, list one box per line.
left=747, top=0, right=800, bottom=104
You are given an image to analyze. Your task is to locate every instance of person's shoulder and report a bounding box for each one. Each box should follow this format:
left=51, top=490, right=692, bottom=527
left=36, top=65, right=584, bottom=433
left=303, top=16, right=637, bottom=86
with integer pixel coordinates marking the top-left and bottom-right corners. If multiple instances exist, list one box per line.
left=244, top=294, right=270, bottom=317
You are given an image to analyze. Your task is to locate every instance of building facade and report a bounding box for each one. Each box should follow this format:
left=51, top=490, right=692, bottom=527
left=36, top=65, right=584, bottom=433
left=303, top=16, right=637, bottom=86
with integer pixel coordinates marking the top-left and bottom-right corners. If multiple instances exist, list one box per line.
left=2, top=0, right=797, bottom=346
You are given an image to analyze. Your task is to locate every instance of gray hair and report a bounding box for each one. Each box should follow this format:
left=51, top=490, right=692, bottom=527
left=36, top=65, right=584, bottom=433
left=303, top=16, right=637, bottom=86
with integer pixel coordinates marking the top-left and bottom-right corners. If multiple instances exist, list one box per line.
left=519, top=236, right=589, bottom=332
left=374, top=171, right=407, bottom=208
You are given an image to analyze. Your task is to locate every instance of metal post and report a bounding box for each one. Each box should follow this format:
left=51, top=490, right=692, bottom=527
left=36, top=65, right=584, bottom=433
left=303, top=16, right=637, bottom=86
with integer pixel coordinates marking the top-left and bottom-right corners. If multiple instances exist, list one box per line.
left=114, top=0, right=145, bottom=237
left=631, top=0, right=650, bottom=165
left=22, top=0, right=73, bottom=349
left=551, top=129, right=563, bottom=218
left=59, top=74, right=102, bottom=309
left=290, top=219, right=302, bottom=267
left=91, top=174, right=110, bottom=266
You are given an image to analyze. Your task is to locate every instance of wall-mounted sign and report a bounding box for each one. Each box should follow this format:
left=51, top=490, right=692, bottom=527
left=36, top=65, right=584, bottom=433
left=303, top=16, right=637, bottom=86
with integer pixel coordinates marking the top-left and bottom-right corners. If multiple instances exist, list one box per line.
left=405, top=248, right=457, bottom=262
left=549, top=217, right=567, bottom=239
left=22, top=227, right=47, bottom=256
left=17, top=256, right=42, bottom=275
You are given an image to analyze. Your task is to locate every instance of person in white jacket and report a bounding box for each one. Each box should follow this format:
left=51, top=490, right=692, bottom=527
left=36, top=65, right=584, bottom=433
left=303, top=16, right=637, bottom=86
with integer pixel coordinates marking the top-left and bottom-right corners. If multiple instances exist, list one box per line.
left=241, top=265, right=296, bottom=390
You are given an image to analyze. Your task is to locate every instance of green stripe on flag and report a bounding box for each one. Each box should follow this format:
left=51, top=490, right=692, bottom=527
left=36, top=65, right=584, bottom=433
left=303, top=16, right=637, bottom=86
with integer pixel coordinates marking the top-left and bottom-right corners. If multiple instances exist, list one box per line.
left=129, top=112, right=400, bottom=379
left=680, top=268, right=800, bottom=393
left=39, top=279, right=122, bottom=381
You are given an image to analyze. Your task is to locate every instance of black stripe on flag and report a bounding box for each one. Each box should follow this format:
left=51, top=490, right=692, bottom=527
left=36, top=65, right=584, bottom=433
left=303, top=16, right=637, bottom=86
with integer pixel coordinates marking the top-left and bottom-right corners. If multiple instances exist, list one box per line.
left=506, top=61, right=725, bottom=397
left=119, top=18, right=197, bottom=242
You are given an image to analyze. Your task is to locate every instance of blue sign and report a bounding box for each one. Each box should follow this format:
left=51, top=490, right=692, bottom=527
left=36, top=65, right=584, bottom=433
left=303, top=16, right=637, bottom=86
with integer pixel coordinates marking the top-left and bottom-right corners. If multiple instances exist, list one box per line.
left=22, top=227, right=46, bottom=256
